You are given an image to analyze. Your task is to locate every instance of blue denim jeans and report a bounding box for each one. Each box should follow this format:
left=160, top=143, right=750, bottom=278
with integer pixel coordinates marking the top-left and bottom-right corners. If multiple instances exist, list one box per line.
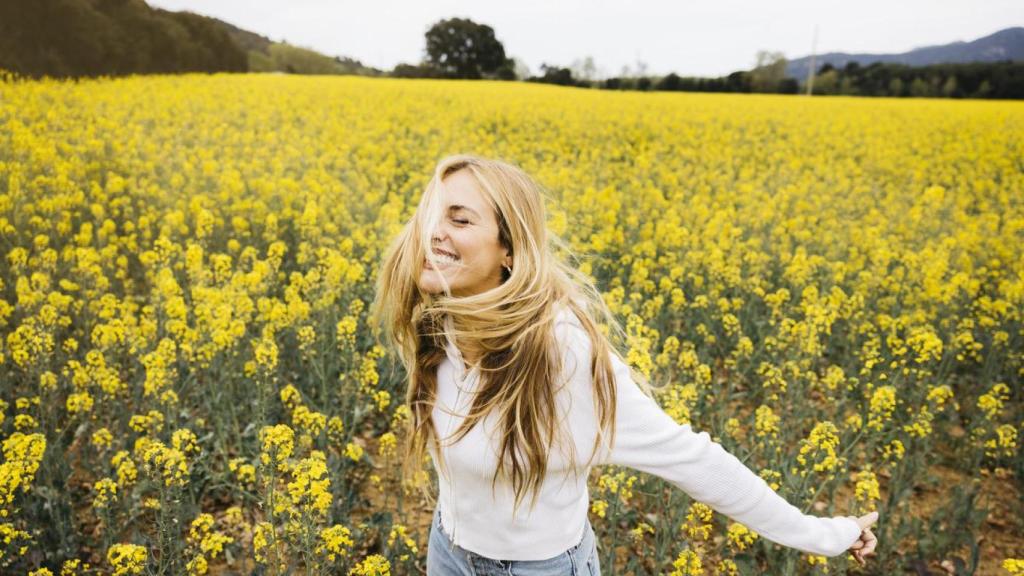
left=426, top=507, right=601, bottom=575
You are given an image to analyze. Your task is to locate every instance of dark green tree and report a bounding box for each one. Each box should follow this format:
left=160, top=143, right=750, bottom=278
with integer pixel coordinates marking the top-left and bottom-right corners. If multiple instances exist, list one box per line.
left=530, top=63, right=578, bottom=86
left=656, top=73, right=682, bottom=91
left=423, top=17, right=512, bottom=79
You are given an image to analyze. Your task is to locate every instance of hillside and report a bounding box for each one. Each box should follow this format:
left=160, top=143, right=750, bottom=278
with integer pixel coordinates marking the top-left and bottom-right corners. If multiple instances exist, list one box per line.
left=0, top=0, right=245, bottom=77
left=0, top=0, right=381, bottom=78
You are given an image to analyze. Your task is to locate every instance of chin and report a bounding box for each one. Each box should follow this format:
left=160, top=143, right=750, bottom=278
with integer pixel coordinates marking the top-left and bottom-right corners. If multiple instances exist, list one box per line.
left=418, top=276, right=448, bottom=296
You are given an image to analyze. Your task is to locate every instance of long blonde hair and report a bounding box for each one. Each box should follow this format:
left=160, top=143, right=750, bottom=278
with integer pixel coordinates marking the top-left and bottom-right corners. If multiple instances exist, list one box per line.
left=370, top=153, right=651, bottom=516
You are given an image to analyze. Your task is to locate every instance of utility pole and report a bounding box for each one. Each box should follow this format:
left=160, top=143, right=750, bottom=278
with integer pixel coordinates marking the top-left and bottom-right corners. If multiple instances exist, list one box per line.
left=805, top=24, right=818, bottom=96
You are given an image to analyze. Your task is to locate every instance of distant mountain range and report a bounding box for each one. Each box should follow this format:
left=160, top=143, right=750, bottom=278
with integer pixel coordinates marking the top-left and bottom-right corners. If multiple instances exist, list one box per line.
left=785, top=27, right=1024, bottom=79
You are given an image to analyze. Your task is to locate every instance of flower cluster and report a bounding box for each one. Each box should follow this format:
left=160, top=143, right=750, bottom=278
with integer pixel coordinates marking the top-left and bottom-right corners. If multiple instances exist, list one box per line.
left=795, top=421, right=844, bottom=479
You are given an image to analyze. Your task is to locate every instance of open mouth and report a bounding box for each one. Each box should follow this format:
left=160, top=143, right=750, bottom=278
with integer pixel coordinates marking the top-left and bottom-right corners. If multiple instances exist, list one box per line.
left=425, top=248, right=460, bottom=269
left=423, top=251, right=460, bottom=268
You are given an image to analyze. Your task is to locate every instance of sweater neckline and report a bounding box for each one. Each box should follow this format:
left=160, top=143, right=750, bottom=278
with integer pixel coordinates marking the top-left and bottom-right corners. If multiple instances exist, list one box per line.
left=445, top=338, right=479, bottom=384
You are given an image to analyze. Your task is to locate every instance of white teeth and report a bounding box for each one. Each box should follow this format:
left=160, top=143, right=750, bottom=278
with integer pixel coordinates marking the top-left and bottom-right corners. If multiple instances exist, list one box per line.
left=430, top=252, right=459, bottom=265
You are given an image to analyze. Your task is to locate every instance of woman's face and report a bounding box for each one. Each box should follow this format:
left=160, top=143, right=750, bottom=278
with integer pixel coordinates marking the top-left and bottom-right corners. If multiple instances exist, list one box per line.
left=418, top=170, right=511, bottom=297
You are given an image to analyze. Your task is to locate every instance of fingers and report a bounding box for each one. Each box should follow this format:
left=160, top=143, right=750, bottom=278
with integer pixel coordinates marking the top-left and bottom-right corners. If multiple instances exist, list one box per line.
left=851, top=546, right=866, bottom=566
left=849, top=527, right=878, bottom=566
left=860, top=528, right=877, bottom=556
left=848, top=511, right=879, bottom=567
left=851, top=546, right=874, bottom=566
left=846, top=511, right=879, bottom=566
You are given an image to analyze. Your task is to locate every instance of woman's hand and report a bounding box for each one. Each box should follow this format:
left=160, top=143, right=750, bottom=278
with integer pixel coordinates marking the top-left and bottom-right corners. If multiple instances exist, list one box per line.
left=846, top=511, right=879, bottom=566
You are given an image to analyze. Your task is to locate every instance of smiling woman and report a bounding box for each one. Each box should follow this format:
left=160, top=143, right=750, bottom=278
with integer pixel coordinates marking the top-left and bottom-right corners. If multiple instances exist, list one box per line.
left=370, top=153, right=625, bottom=571
left=417, top=171, right=513, bottom=300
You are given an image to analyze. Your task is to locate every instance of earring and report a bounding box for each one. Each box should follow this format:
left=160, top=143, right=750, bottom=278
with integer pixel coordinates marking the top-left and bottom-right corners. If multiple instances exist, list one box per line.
left=502, top=264, right=512, bottom=274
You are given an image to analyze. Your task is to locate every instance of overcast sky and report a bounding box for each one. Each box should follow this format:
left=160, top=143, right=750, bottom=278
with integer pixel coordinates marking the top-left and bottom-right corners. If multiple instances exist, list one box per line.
left=148, top=0, right=1021, bottom=78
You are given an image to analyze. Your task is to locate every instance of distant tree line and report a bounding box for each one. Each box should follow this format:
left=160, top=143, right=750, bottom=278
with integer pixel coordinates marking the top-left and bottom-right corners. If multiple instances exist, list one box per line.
left=527, top=65, right=800, bottom=94
left=805, top=61, right=1023, bottom=98
left=528, top=58, right=1024, bottom=99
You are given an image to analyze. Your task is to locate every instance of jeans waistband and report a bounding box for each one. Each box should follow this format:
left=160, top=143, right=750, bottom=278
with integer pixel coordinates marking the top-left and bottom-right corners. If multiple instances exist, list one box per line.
left=433, top=507, right=594, bottom=562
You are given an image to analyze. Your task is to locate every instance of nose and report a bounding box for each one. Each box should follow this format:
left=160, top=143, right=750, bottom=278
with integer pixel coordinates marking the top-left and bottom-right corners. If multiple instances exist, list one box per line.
left=431, top=225, right=449, bottom=245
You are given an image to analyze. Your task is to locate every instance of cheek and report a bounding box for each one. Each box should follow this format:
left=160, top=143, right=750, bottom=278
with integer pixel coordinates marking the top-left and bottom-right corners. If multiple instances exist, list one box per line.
left=450, top=234, right=477, bottom=261
left=450, top=232, right=499, bottom=271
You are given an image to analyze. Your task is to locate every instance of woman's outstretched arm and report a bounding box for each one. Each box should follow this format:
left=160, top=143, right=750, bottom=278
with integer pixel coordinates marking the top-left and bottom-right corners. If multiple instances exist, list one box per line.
left=558, top=318, right=865, bottom=558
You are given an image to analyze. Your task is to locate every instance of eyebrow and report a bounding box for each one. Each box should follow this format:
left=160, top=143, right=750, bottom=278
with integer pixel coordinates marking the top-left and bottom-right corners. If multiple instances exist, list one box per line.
left=448, top=205, right=482, bottom=218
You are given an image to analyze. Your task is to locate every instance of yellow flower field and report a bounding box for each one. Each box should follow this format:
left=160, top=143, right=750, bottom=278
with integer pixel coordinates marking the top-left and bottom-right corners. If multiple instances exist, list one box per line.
left=0, top=72, right=1021, bottom=575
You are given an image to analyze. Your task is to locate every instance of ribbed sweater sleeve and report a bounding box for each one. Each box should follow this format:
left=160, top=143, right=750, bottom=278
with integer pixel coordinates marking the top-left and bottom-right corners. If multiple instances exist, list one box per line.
left=560, top=319, right=862, bottom=558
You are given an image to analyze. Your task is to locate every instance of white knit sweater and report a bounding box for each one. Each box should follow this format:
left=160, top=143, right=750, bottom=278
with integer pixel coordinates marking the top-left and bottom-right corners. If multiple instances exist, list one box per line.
left=427, top=305, right=862, bottom=561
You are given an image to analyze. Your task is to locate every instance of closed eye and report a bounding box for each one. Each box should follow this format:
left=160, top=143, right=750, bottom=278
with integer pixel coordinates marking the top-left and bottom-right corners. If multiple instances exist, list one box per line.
left=452, top=218, right=470, bottom=225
